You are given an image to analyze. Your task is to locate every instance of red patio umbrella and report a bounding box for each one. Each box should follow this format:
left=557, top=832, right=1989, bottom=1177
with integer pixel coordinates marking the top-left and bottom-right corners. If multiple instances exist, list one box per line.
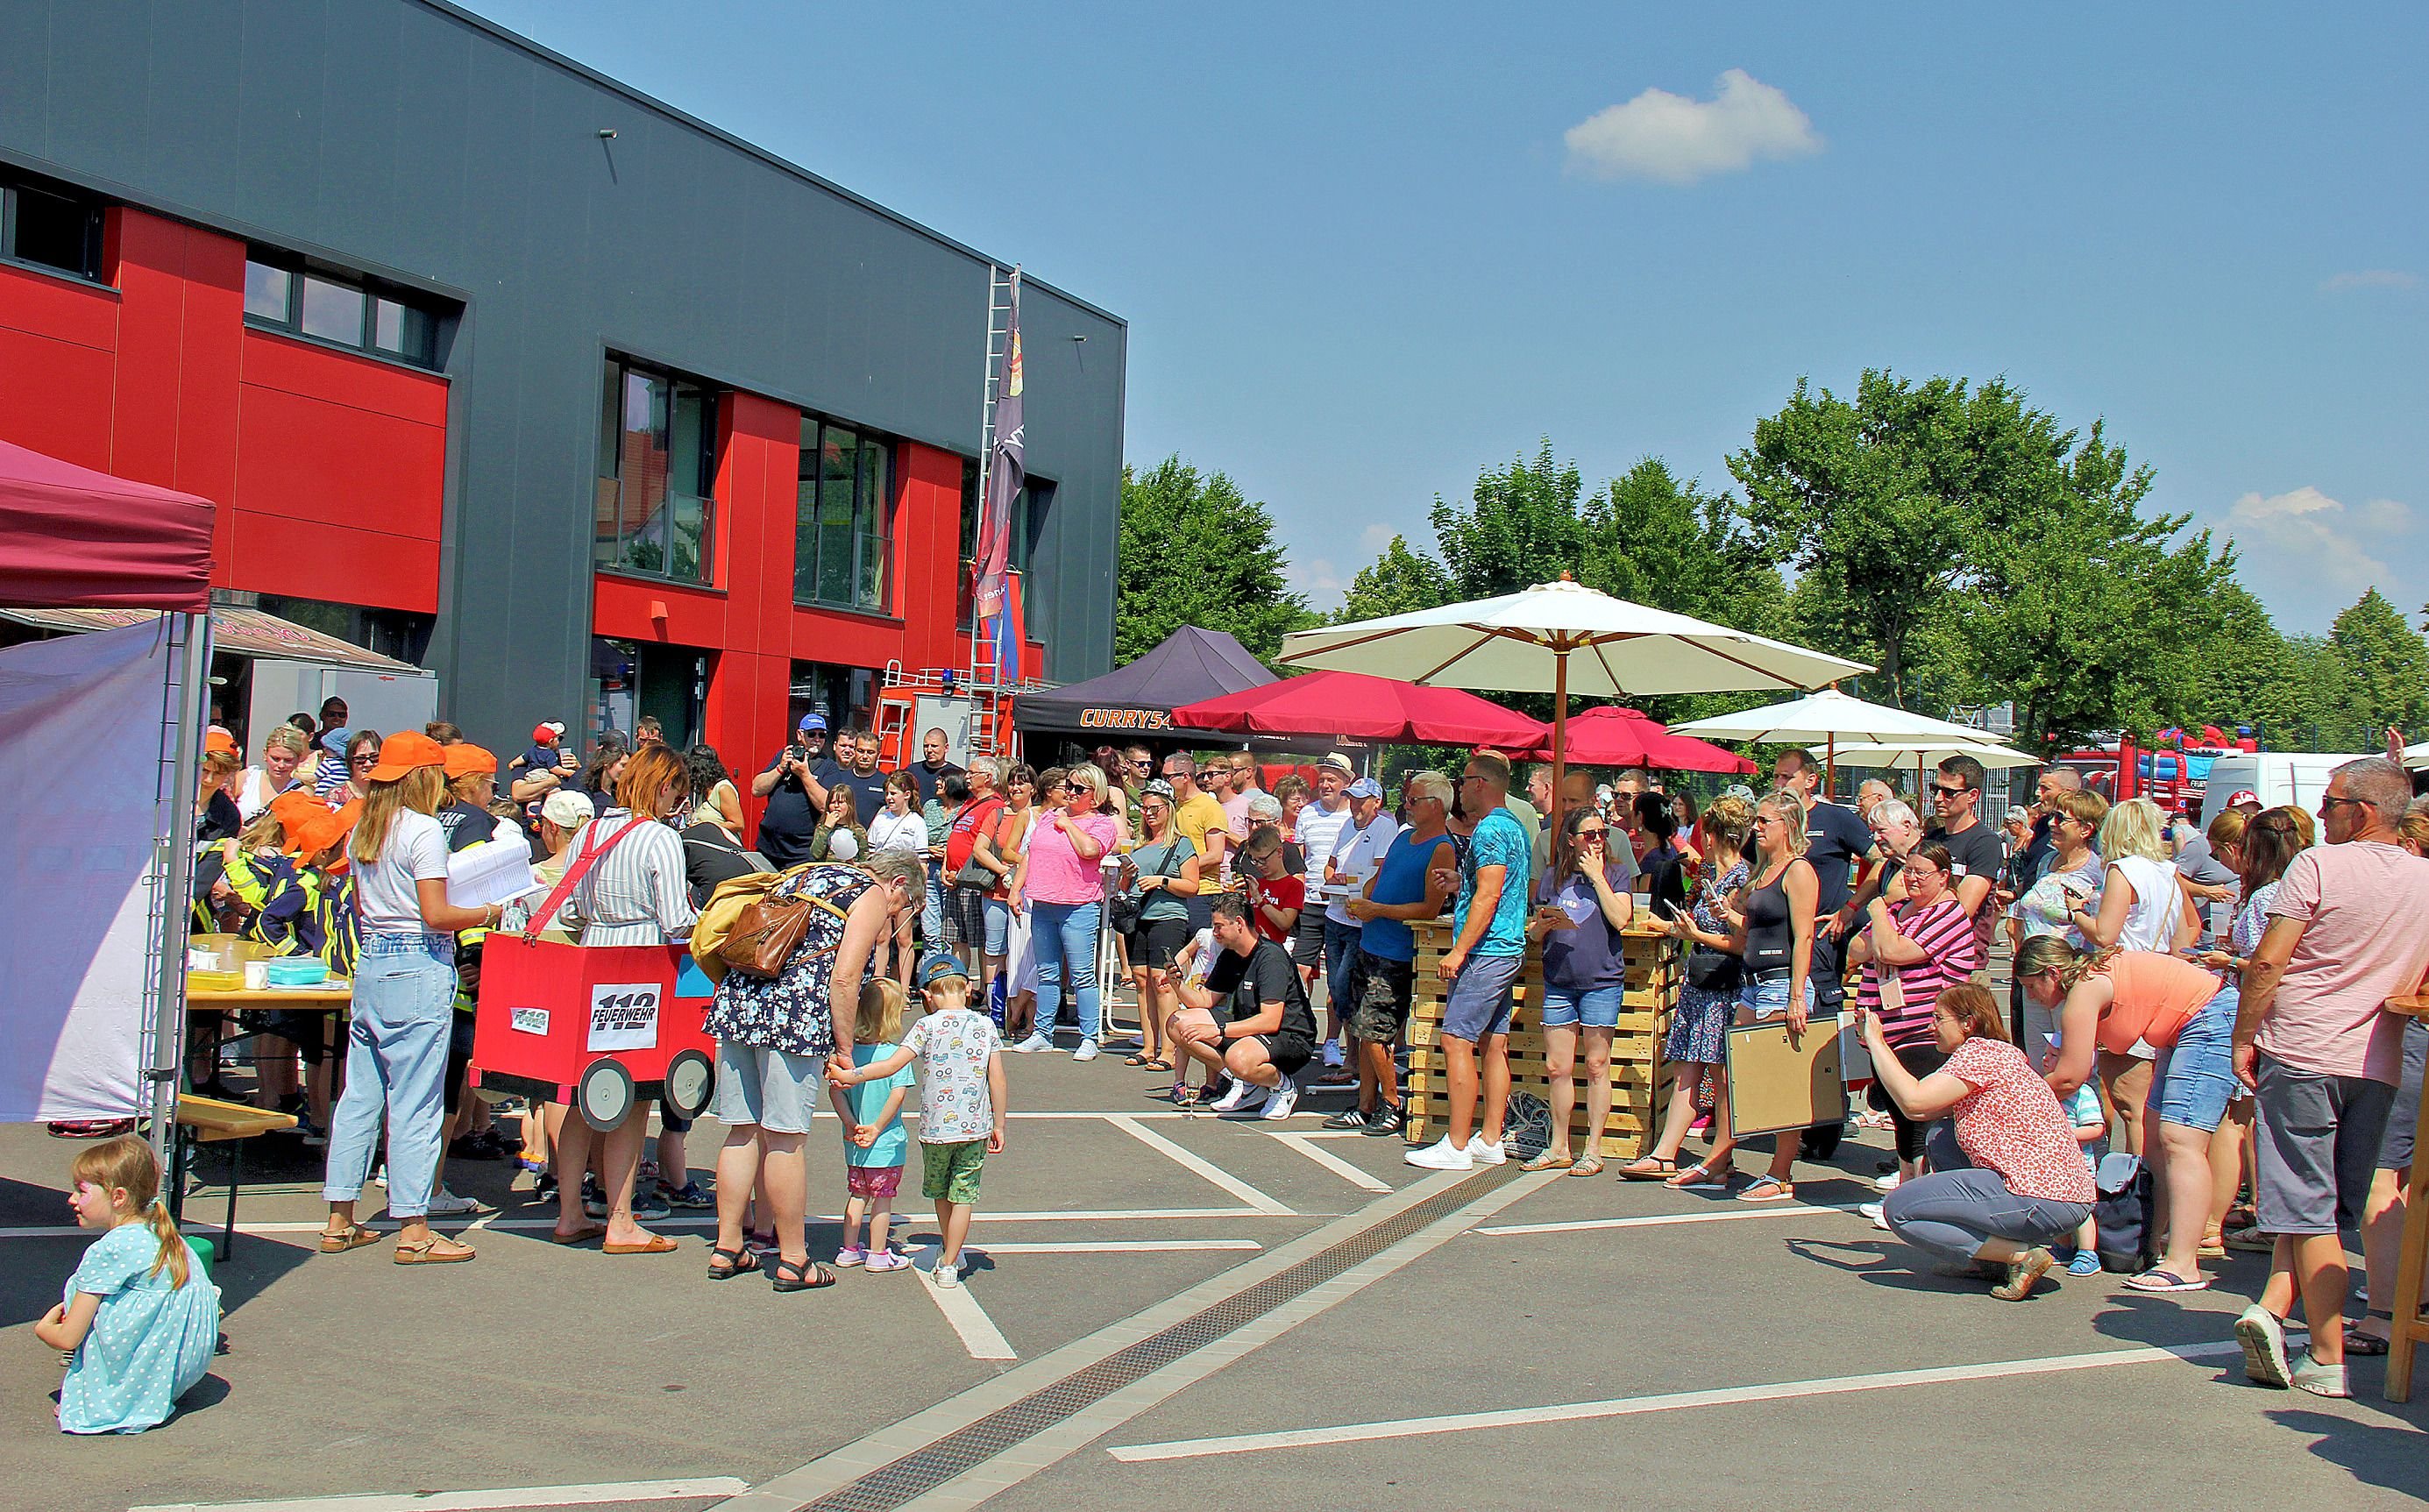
left=1514, top=704, right=1755, bottom=774
left=1170, top=671, right=1545, bottom=749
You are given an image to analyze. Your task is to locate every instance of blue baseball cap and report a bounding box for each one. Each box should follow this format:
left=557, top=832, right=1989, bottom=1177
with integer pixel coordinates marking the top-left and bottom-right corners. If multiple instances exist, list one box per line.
left=1346, top=777, right=1383, bottom=799
left=798, top=712, right=827, bottom=733
left=917, top=952, right=970, bottom=989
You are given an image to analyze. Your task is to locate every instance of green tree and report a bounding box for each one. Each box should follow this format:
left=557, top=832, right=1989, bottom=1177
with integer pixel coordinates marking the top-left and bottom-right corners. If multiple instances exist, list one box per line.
left=2182, top=584, right=2322, bottom=750
left=2321, top=588, right=2429, bottom=747
left=1336, top=533, right=1454, bottom=624
left=1114, top=456, right=1312, bottom=664
left=1427, top=440, right=1589, bottom=600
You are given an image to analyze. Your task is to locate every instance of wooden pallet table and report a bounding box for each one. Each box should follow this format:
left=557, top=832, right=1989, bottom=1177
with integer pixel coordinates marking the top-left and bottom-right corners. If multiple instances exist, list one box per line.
left=2383, top=993, right=2429, bottom=1402
left=1403, top=918, right=1679, bottom=1159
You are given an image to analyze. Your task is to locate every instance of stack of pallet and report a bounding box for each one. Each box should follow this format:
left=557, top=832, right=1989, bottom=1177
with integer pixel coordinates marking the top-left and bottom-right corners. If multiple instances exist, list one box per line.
left=1403, top=917, right=1681, bottom=1159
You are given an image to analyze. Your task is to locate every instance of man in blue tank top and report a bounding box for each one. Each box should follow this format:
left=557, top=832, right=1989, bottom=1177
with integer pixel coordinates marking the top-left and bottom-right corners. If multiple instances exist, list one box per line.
left=1333, top=771, right=1457, bottom=1137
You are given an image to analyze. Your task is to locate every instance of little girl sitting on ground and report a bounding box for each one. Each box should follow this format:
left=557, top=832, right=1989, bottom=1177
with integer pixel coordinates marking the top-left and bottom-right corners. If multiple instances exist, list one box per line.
left=35, top=1135, right=222, bottom=1434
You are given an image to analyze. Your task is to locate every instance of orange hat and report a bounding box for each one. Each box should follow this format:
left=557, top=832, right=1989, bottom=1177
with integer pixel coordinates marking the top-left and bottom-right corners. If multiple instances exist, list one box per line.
left=364, top=730, right=445, bottom=783
left=267, top=789, right=326, bottom=833
left=443, top=742, right=498, bottom=779
left=288, top=806, right=358, bottom=863
left=203, top=729, right=240, bottom=759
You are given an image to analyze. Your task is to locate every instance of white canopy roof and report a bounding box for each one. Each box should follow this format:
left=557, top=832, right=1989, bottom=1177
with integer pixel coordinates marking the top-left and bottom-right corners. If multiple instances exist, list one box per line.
left=1815, top=740, right=2040, bottom=770
left=1674, top=686, right=2007, bottom=748
left=1278, top=578, right=1868, bottom=697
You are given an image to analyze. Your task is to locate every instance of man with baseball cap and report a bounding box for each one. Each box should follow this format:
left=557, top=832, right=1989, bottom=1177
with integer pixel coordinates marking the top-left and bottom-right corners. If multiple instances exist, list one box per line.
left=1317, top=775, right=1402, bottom=1078
left=752, top=713, right=838, bottom=868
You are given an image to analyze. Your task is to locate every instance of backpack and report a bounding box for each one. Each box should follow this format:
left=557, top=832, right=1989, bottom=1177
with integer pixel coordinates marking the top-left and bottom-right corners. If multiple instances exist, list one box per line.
left=2092, top=1152, right=2157, bottom=1274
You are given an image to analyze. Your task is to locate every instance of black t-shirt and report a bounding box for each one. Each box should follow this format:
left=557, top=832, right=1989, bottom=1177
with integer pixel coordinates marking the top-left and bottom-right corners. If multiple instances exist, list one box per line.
left=910, top=759, right=965, bottom=806
left=1204, top=939, right=1318, bottom=1042
left=755, top=751, right=829, bottom=867
left=828, top=768, right=891, bottom=832
left=196, top=790, right=243, bottom=846
left=682, top=821, right=761, bottom=905
left=1925, top=819, right=2007, bottom=955
left=436, top=800, right=498, bottom=854
left=1801, top=800, right=1872, bottom=913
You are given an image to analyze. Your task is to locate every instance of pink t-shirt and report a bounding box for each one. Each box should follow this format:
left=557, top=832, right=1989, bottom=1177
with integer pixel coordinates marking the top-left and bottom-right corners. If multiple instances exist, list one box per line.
left=2255, top=841, right=2429, bottom=1083
left=1024, top=808, right=1120, bottom=905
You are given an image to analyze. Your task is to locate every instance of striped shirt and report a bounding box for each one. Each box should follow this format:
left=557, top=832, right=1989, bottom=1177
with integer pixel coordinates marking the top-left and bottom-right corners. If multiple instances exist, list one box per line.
left=563, top=811, right=698, bottom=945
left=1856, top=895, right=1980, bottom=1051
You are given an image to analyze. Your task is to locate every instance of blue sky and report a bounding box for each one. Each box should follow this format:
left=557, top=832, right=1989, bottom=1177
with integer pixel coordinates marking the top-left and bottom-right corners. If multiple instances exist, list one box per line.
left=465, top=2, right=2425, bottom=636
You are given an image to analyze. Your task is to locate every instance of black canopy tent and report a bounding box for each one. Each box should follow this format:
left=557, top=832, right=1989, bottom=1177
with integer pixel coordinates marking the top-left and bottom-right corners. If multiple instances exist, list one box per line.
left=1013, top=626, right=1276, bottom=740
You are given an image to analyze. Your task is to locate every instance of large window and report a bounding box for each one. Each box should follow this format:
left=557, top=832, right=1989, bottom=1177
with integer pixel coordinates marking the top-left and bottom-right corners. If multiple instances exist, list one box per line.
left=956, top=458, right=1049, bottom=627
left=794, top=418, right=893, bottom=614
left=0, top=170, right=104, bottom=281
left=243, top=250, right=444, bottom=368
left=595, top=359, right=719, bottom=586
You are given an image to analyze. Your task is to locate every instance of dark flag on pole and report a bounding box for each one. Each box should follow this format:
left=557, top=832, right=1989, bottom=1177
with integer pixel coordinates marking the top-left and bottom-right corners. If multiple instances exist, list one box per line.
left=973, top=271, right=1023, bottom=662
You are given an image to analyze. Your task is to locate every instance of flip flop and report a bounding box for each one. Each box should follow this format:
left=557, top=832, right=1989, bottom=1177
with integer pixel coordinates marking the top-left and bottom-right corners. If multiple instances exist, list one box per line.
left=1737, top=1176, right=1796, bottom=1203
left=317, top=1224, right=380, bottom=1254
left=2125, top=1269, right=2209, bottom=1293
left=394, top=1234, right=475, bottom=1265
left=1665, top=1161, right=1733, bottom=1190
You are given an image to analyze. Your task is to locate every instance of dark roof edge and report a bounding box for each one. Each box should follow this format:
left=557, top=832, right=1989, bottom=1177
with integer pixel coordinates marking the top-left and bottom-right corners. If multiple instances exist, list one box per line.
left=423, top=0, right=1126, bottom=329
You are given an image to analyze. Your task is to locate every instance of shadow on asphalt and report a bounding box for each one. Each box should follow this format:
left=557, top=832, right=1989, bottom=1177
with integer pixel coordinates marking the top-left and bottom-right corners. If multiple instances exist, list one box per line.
left=1779, top=1235, right=1992, bottom=1295
left=2267, top=1408, right=2429, bottom=1499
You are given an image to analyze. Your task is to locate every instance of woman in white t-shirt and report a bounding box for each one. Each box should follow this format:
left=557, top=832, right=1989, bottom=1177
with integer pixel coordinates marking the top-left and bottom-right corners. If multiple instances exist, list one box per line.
left=2064, top=797, right=2201, bottom=1156
left=234, top=726, right=310, bottom=822
left=316, top=731, right=503, bottom=1266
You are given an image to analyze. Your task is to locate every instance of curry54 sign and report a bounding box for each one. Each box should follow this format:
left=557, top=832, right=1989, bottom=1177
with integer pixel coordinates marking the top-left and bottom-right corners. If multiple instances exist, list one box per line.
left=586, top=982, right=662, bottom=1053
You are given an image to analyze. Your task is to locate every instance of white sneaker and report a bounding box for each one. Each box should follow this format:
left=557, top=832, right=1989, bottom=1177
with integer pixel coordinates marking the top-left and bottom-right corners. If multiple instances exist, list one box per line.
left=1874, top=1171, right=1904, bottom=1193
left=1404, top=1136, right=1474, bottom=1171
left=1322, top=1040, right=1346, bottom=1068
left=933, top=1258, right=963, bottom=1288
left=1859, top=1201, right=1889, bottom=1230
left=1072, top=1039, right=1100, bottom=1062
left=1011, top=1034, right=1054, bottom=1054
left=1261, top=1082, right=1301, bottom=1120
left=424, top=1188, right=480, bottom=1217
left=1206, top=1079, right=1258, bottom=1113
left=1467, top=1136, right=1507, bottom=1166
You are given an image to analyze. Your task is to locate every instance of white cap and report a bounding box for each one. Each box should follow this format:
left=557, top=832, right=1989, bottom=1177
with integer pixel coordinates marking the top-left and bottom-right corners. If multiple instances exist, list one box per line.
left=541, top=790, right=595, bottom=828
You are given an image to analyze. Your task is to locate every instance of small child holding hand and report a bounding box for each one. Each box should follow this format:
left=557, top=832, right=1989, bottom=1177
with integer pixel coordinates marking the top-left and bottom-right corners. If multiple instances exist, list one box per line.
left=37, top=1135, right=221, bottom=1434
left=829, top=978, right=916, bottom=1271
left=831, top=954, right=1005, bottom=1288
left=2043, top=1032, right=2107, bottom=1275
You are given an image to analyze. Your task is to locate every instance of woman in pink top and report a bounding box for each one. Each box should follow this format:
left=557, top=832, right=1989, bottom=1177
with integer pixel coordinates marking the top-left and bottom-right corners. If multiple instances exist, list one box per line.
left=1864, top=983, right=2098, bottom=1302
left=1007, top=762, right=1120, bottom=1061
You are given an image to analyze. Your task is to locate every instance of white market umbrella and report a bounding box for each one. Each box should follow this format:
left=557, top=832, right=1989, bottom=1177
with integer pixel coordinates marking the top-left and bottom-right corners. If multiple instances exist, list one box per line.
left=1815, top=739, right=2036, bottom=799
left=1674, top=686, right=2013, bottom=790
left=2403, top=740, right=2429, bottom=773
left=1280, top=576, right=1869, bottom=813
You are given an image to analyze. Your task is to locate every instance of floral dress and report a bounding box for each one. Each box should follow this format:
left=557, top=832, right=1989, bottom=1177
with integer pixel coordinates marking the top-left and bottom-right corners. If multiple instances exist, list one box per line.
left=703, top=863, right=873, bottom=1059
left=1664, top=859, right=1747, bottom=1067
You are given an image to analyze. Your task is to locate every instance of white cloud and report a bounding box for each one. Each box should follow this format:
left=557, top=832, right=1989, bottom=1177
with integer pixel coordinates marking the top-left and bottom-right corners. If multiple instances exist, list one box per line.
left=2319, top=269, right=2419, bottom=294
left=1564, top=69, right=1822, bottom=185
left=2223, top=486, right=2411, bottom=598
left=1358, top=523, right=1396, bottom=557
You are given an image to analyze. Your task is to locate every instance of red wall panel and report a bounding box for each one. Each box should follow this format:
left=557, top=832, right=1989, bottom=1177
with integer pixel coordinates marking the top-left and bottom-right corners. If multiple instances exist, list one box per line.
left=225, top=513, right=440, bottom=613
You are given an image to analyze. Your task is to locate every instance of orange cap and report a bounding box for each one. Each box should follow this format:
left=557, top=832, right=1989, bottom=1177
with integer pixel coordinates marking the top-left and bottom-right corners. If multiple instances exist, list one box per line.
left=267, top=789, right=326, bottom=832
left=443, top=742, right=498, bottom=779
left=364, top=730, right=446, bottom=783
left=288, top=806, right=359, bottom=863
left=203, top=729, right=240, bottom=759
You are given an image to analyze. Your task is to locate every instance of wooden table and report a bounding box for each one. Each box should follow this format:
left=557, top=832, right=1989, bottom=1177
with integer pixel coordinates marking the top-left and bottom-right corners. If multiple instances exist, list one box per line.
left=2384, top=993, right=2429, bottom=1402
left=174, top=1094, right=299, bottom=1260
left=180, top=982, right=350, bottom=1260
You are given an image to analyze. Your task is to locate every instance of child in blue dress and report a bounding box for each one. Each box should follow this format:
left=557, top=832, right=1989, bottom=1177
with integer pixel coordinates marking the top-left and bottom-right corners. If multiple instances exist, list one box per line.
left=35, top=1135, right=222, bottom=1434
left=828, top=977, right=917, bottom=1271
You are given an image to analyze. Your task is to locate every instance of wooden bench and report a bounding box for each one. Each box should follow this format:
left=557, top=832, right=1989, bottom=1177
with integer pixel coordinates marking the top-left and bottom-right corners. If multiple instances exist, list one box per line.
left=2384, top=994, right=2429, bottom=1402
left=175, top=1093, right=298, bottom=1262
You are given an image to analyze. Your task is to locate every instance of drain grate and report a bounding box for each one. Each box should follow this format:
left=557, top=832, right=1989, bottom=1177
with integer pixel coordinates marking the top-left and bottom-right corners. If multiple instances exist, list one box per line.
left=799, top=1165, right=1514, bottom=1511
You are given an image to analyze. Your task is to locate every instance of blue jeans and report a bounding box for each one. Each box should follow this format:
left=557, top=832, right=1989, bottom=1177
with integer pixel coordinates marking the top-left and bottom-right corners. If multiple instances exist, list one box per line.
left=923, top=872, right=948, bottom=946
left=1031, top=899, right=1103, bottom=1042
left=322, top=932, right=455, bottom=1218
left=1321, top=918, right=1362, bottom=1013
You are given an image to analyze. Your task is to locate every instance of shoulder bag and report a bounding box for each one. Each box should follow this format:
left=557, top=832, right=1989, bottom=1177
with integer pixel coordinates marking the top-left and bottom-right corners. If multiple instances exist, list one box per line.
left=722, top=864, right=870, bottom=981
left=1112, top=838, right=1182, bottom=935
left=953, top=799, right=1003, bottom=888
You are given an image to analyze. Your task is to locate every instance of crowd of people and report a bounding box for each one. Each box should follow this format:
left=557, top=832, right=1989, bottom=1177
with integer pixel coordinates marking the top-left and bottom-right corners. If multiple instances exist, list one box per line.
left=42, top=700, right=2429, bottom=1432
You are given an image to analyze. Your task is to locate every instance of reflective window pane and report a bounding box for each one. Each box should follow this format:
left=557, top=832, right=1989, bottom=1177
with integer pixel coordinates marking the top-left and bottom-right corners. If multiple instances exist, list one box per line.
left=373, top=297, right=433, bottom=360
left=10, top=185, right=97, bottom=277
left=244, top=261, right=292, bottom=322
left=299, top=275, right=366, bottom=344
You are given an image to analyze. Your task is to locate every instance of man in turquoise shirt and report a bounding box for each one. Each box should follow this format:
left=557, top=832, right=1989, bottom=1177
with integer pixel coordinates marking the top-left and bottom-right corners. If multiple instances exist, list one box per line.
left=1408, top=751, right=1532, bottom=1172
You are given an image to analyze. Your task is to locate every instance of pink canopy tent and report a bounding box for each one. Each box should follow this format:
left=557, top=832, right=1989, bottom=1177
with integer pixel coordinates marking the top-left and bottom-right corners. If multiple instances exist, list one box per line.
left=0, top=440, right=216, bottom=1148
left=1511, top=705, right=1755, bottom=774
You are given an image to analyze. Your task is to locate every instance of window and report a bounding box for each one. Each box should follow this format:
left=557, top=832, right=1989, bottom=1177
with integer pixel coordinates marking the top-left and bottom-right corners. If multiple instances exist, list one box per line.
left=793, top=418, right=893, bottom=614
left=0, top=171, right=104, bottom=281
left=594, top=358, right=718, bottom=586
left=242, top=249, right=444, bottom=368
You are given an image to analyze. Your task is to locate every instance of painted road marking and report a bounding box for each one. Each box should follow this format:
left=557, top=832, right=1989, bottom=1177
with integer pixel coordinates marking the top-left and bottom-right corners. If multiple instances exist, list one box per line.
left=1262, top=1130, right=1391, bottom=1192
left=132, top=1476, right=750, bottom=1511
left=1107, top=1340, right=2246, bottom=1462
left=973, top=1239, right=1263, bottom=1254
left=0, top=1207, right=1280, bottom=1243
left=921, top=1259, right=1018, bottom=1362
left=1472, top=1203, right=1866, bottom=1237
left=1105, top=1114, right=1294, bottom=1216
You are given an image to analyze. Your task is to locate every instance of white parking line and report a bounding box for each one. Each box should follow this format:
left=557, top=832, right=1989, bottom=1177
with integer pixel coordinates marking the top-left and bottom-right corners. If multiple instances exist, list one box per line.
left=976, top=1239, right=1263, bottom=1254
left=922, top=1262, right=1017, bottom=1361
left=0, top=1206, right=1281, bottom=1244
left=1262, top=1131, right=1391, bottom=1193
left=131, top=1476, right=751, bottom=1511
left=1473, top=1203, right=1865, bottom=1238
left=1107, top=1340, right=2246, bottom=1461
left=1105, top=1115, right=1294, bottom=1216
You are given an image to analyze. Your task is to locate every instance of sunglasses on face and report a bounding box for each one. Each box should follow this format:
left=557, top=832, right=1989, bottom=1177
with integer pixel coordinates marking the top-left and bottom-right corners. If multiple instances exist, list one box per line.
left=1932, top=784, right=1971, bottom=798
left=351, top=754, right=378, bottom=766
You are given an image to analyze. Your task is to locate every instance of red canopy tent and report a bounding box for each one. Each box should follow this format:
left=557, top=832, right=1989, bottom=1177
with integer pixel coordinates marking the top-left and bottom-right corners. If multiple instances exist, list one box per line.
left=1513, top=704, right=1755, bottom=774
left=0, top=440, right=216, bottom=1149
left=1170, top=670, right=1545, bottom=749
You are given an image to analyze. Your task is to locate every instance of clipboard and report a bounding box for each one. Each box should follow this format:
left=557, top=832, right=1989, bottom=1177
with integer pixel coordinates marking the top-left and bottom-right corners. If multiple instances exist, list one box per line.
left=1724, top=1015, right=1846, bottom=1139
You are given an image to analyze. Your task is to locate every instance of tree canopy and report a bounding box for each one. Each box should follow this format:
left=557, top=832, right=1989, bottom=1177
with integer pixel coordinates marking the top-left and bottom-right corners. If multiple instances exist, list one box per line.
left=1113, top=456, right=1312, bottom=665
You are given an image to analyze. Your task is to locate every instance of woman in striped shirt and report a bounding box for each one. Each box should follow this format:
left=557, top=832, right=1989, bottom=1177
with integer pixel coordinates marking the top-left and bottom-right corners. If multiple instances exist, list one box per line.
left=1849, top=842, right=1983, bottom=1188
left=552, top=744, right=697, bottom=1255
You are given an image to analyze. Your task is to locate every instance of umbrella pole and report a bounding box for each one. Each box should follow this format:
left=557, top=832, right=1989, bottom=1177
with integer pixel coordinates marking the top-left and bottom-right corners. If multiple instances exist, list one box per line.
left=1826, top=733, right=1836, bottom=800
left=1551, top=650, right=1569, bottom=840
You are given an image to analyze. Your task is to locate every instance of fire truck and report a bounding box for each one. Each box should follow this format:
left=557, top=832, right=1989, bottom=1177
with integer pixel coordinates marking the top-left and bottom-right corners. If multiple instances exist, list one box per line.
left=2052, top=727, right=2255, bottom=813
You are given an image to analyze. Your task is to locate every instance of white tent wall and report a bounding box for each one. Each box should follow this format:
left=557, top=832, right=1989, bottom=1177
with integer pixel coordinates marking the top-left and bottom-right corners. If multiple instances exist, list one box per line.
left=0, top=620, right=196, bottom=1126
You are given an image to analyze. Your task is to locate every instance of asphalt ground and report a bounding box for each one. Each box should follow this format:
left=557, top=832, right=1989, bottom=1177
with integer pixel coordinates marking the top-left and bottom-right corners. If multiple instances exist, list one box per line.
left=4, top=1036, right=2425, bottom=1512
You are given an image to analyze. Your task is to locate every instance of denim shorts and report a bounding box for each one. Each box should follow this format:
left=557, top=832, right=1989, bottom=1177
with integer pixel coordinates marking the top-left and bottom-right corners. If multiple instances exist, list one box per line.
left=1442, top=952, right=1524, bottom=1041
left=1540, top=982, right=1623, bottom=1030
left=2149, top=987, right=2238, bottom=1134
left=1740, top=969, right=1812, bottom=1020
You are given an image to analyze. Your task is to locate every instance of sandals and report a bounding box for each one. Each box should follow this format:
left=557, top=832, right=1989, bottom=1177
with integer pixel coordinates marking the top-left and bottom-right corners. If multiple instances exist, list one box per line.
left=1737, top=1175, right=1796, bottom=1203
left=1665, top=1161, right=1734, bottom=1191
left=1142, top=1057, right=1173, bottom=1074
left=603, top=1234, right=678, bottom=1256
left=2125, top=1269, right=2210, bottom=1293
left=769, top=1256, right=838, bottom=1292
left=2348, top=1309, right=2395, bottom=1357
left=317, top=1223, right=380, bottom=1254
left=1616, top=1156, right=1678, bottom=1182
left=394, top=1234, right=475, bottom=1265
left=1566, top=1154, right=1605, bottom=1178
left=550, top=1224, right=607, bottom=1246
left=707, top=1245, right=760, bottom=1281
left=1519, top=1150, right=1576, bottom=1173
left=1125, top=1052, right=1151, bottom=1067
